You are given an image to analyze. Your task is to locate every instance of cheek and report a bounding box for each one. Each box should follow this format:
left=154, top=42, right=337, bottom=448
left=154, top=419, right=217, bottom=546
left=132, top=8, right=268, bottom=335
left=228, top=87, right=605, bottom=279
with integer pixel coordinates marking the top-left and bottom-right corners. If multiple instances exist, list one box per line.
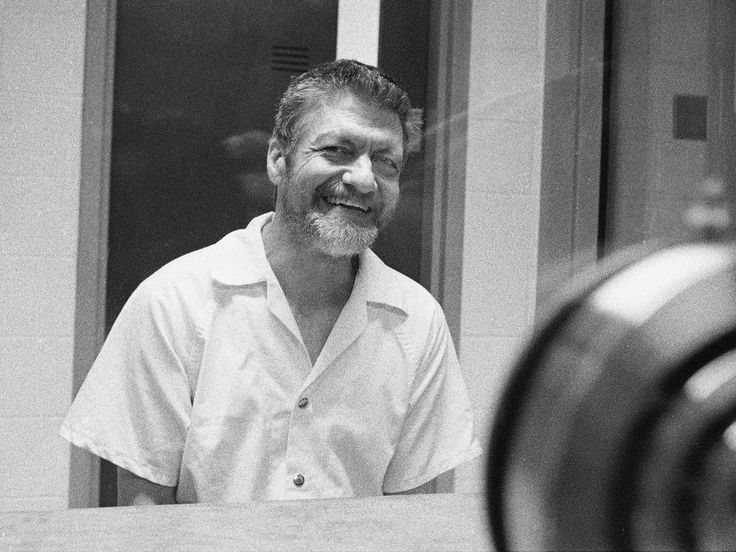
left=383, top=181, right=400, bottom=206
left=378, top=182, right=400, bottom=222
left=283, top=170, right=315, bottom=199
left=288, top=164, right=333, bottom=196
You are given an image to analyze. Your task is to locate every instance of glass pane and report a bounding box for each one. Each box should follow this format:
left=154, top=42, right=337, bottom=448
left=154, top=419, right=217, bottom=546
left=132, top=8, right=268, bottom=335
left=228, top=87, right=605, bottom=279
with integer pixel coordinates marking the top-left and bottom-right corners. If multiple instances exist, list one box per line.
left=603, top=0, right=736, bottom=255
left=106, top=1, right=339, bottom=331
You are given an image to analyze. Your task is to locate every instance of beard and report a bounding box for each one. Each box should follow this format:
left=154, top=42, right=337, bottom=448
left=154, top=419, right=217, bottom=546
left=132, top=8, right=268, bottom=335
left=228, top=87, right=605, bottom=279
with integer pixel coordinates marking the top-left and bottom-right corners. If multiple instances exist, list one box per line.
left=284, top=178, right=397, bottom=258
left=304, top=211, right=379, bottom=257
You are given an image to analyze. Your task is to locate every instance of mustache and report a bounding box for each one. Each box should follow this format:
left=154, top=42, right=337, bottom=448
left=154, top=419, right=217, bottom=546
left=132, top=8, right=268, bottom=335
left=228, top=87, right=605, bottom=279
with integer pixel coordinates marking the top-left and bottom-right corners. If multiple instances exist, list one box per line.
left=312, top=177, right=398, bottom=230
left=317, top=178, right=371, bottom=200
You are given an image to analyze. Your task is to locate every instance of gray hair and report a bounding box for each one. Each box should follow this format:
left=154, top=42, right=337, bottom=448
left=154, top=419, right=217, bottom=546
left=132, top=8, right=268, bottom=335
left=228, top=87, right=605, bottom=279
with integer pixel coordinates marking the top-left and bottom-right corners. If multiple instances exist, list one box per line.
left=272, top=59, right=423, bottom=158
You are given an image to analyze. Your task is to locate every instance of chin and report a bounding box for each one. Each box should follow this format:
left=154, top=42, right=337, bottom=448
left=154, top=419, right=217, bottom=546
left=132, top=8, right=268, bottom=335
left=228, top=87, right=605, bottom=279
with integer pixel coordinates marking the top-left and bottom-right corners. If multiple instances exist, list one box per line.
left=306, top=212, right=379, bottom=257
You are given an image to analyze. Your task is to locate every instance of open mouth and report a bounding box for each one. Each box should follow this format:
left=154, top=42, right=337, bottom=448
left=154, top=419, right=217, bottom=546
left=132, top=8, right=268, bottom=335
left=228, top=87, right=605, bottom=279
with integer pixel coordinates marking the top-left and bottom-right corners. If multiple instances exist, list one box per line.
left=322, top=196, right=371, bottom=213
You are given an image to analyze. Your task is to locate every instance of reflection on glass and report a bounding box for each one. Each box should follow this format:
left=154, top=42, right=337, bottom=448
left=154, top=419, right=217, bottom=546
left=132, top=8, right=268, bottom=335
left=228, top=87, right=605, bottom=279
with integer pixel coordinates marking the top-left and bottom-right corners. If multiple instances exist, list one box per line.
left=603, top=0, right=735, bottom=254
left=106, top=1, right=340, bottom=332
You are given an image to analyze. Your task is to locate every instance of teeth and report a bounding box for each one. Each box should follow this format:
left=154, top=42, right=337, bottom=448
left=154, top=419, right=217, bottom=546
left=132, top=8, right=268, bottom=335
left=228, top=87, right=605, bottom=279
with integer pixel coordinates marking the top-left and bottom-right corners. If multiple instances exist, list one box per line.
left=324, top=196, right=369, bottom=212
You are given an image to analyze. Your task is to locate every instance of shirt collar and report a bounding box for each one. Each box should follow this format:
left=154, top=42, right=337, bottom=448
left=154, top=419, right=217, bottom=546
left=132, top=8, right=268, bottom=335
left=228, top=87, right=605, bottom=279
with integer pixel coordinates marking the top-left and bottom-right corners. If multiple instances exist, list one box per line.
left=210, top=212, right=275, bottom=286
left=353, top=248, right=409, bottom=315
left=211, top=211, right=408, bottom=315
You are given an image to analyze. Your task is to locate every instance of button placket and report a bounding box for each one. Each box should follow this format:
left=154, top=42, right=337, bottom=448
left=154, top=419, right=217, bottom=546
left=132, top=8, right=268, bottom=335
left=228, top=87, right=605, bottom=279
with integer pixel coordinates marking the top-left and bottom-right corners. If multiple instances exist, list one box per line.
left=287, top=391, right=312, bottom=491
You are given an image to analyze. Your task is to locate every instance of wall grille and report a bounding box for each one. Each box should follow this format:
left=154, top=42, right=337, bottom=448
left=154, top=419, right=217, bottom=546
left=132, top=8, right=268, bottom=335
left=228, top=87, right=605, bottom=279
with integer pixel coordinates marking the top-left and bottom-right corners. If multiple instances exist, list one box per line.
left=271, top=45, right=310, bottom=73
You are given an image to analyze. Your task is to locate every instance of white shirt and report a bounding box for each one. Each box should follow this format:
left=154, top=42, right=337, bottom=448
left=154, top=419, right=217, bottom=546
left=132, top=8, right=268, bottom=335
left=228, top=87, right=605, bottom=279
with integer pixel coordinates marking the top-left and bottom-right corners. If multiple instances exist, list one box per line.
left=61, top=213, right=481, bottom=502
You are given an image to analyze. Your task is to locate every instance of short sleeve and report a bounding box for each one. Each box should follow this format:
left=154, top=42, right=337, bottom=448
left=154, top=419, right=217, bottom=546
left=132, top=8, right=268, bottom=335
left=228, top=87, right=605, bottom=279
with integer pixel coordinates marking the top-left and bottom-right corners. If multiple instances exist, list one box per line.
left=382, top=307, right=482, bottom=493
left=60, top=277, right=197, bottom=487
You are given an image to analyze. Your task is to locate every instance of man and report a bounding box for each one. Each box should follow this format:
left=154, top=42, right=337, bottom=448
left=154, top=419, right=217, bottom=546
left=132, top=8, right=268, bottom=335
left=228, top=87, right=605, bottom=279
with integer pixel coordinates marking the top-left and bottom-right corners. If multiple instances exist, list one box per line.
left=62, top=60, right=481, bottom=505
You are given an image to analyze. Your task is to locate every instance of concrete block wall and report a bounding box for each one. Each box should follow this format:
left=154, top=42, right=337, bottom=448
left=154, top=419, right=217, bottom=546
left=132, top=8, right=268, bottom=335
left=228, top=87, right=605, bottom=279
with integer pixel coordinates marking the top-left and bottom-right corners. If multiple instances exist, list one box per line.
left=0, top=0, right=86, bottom=511
left=455, top=0, right=547, bottom=492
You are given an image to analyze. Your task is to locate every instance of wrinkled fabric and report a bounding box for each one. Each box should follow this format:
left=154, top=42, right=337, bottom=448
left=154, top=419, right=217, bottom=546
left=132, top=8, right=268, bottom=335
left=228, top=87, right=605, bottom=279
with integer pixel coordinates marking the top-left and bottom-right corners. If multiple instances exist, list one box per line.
left=61, top=212, right=481, bottom=503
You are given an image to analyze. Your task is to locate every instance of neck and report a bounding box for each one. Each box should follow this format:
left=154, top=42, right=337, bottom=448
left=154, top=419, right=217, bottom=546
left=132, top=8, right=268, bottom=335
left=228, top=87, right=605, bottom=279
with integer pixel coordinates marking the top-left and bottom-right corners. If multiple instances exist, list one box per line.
left=262, top=215, right=358, bottom=307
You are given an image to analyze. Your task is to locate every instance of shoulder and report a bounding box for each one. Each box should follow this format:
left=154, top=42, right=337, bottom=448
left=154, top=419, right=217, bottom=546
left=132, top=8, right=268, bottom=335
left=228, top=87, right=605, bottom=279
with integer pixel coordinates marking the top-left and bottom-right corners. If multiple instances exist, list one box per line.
left=386, top=265, right=440, bottom=311
left=127, top=229, right=252, bottom=326
left=364, top=250, right=439, bottom=305
left=363, top=250, right=446, bottom=333
left=109, top=230, right=252, bottom=381
left=140, top=229, right=250, bottom=295
left=135, top=246, right=212, bottom=308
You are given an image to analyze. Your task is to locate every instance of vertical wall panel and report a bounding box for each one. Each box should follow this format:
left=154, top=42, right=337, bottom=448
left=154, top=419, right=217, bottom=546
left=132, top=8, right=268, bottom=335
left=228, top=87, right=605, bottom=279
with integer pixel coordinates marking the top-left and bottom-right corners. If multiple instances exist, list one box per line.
left=455, top=0, right=547, bottom=492
left=0, top=0, right=86, bottom=511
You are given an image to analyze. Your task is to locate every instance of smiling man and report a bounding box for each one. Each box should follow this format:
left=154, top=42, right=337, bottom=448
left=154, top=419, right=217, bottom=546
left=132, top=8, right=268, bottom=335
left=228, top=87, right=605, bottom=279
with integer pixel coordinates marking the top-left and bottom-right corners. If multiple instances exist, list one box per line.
left=61, top=60, right=481, bottom=505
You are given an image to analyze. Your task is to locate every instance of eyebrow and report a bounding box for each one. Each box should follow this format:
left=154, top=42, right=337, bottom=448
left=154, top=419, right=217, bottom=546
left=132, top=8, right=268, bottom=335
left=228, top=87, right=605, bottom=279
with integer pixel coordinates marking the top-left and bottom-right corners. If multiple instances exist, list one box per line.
left=312, top=131, right=403, bottom=156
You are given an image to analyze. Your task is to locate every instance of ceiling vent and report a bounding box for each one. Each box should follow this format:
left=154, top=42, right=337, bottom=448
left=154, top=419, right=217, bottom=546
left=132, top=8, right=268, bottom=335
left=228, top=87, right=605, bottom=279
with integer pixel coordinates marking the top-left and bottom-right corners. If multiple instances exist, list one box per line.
left=271, top=45, right=310, bottom=73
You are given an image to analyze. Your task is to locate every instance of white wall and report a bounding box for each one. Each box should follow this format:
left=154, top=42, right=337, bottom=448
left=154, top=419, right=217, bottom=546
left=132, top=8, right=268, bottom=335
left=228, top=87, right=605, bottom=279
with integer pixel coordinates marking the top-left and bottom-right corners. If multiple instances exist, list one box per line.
left=0, top=0, right=86, bottom=511
left=336, top=0, right=380, bottom=66
left=455, top=0, right=547, bottom=492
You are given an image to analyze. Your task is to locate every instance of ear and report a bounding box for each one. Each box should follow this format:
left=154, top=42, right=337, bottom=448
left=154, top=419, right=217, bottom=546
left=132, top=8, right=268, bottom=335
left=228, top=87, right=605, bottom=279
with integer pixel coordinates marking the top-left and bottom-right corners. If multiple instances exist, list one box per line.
left=266, top=138, right=288, bottom=186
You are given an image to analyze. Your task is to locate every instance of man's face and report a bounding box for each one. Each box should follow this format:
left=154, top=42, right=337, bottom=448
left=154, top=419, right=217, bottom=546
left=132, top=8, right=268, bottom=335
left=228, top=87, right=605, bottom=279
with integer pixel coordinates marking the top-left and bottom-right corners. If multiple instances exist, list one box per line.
left=269, top=93, right=404, bottom=257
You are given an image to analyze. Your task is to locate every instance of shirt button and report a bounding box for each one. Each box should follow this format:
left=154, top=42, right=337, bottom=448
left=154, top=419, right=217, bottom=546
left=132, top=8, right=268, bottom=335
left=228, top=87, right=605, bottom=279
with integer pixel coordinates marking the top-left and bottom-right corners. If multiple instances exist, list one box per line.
left=293, top=473, right=305, bottom=487
left=297, top=397, right=309, bottom=408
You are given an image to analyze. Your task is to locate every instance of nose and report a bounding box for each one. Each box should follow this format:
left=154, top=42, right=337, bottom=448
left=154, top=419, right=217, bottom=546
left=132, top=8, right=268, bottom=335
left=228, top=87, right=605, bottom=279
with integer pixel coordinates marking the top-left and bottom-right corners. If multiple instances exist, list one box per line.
left=341, top=154, right=377, bottom=194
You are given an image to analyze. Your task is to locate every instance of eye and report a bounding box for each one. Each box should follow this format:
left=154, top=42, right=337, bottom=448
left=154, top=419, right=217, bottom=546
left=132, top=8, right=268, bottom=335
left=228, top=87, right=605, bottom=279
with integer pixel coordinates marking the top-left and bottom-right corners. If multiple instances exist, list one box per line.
left=374, top=155, right=401, bottom=176
left=321, top=145, right=350, bottom=157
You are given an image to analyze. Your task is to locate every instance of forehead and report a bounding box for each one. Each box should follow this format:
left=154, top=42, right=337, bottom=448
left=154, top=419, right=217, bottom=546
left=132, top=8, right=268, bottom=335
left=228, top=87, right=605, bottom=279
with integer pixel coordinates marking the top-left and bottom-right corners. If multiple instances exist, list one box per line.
left=294, top=93, right=404, bottom=152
